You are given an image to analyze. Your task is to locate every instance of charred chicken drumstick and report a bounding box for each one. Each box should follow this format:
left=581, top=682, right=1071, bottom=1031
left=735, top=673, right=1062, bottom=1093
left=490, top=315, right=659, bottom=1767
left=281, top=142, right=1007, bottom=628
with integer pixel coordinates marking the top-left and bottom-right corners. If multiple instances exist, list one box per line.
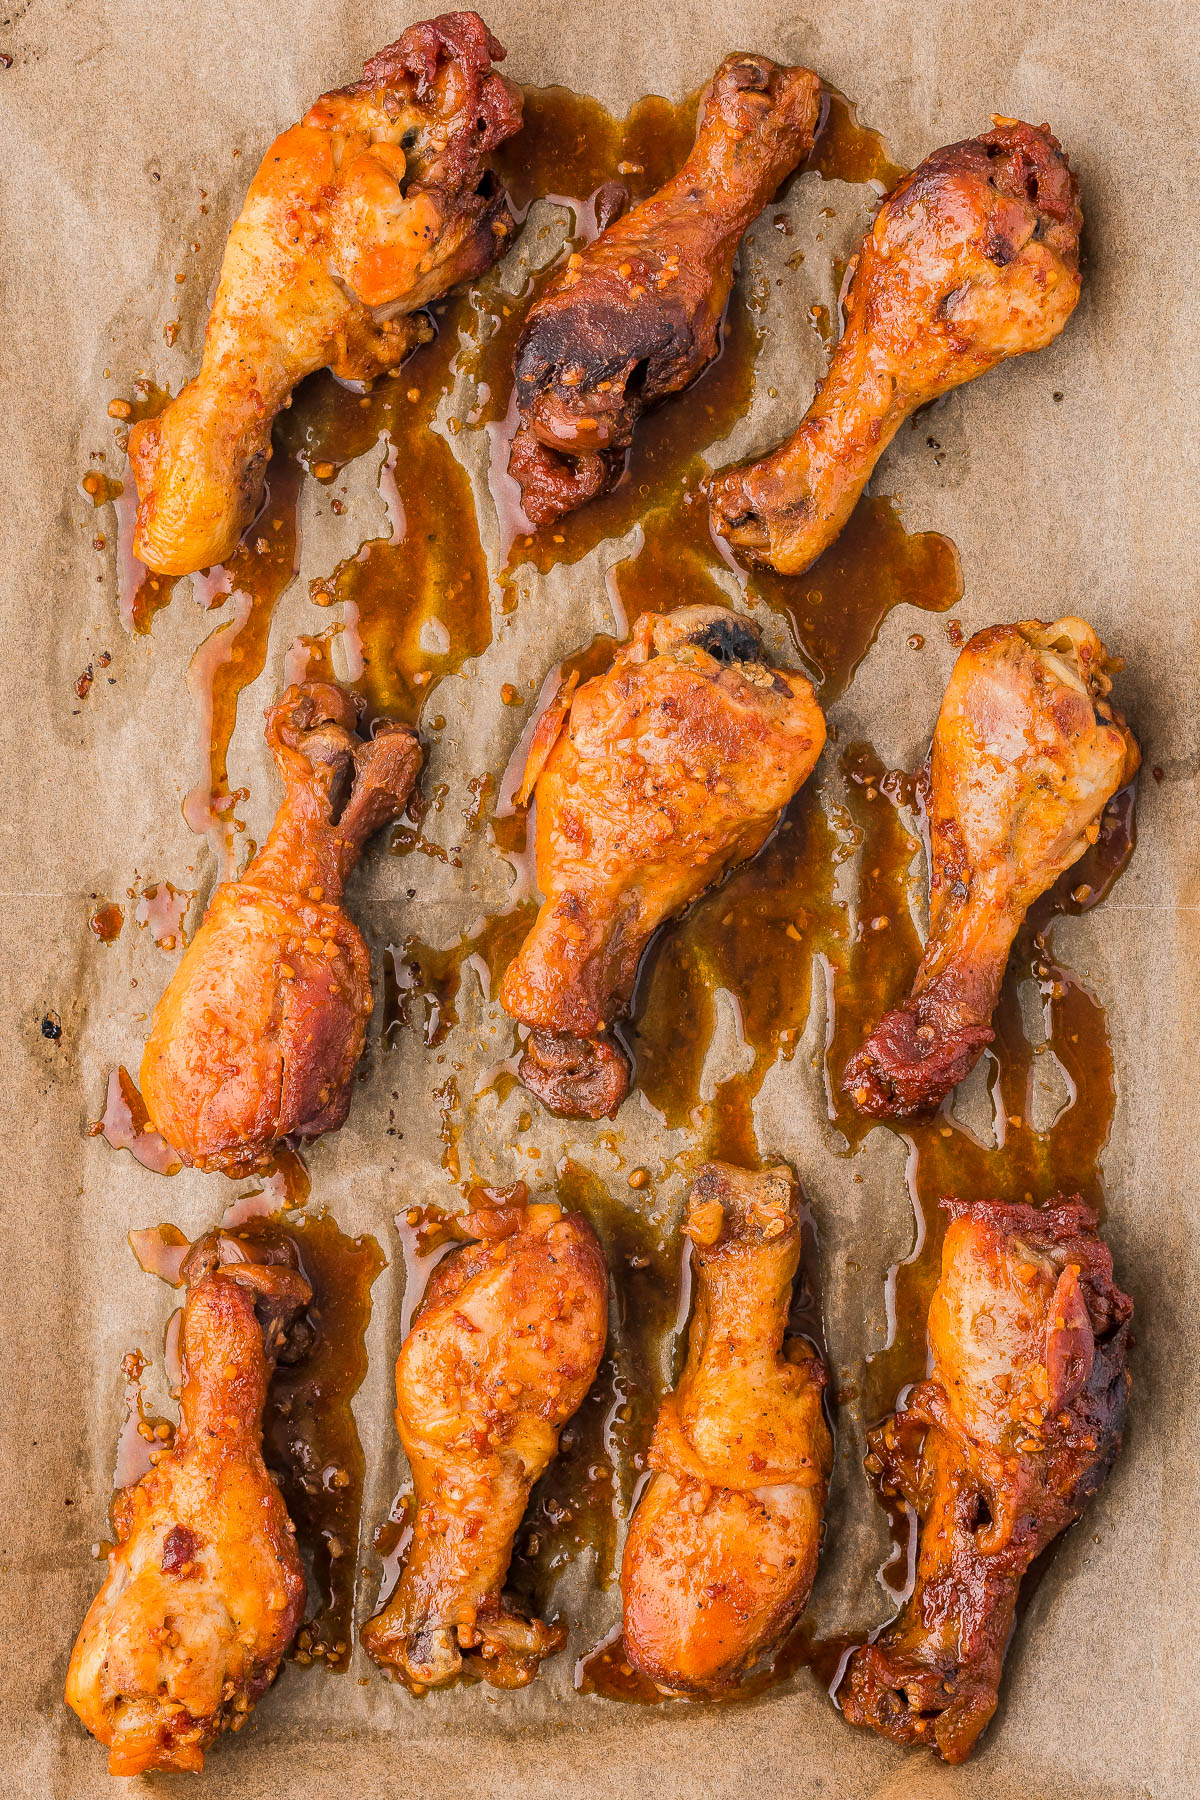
left=844, top=618, right=1138, bottom=1119
left=709, top=120, right=1083, bottom=575
left=623, top=1163, right=831, bottom=1692
left=499, top=605, right=826, bottom=1118
left=130, top=12, right=522, bottom=575
left=66, top=1235, right=311, bottom=1775
left=840, top=1197, right=1132, bottom=1764
left=141, top=681, right=422, bottom=1173
left=509, top=54, right=820, bottom=526
left=362, top=1199, right=607, bottom=1689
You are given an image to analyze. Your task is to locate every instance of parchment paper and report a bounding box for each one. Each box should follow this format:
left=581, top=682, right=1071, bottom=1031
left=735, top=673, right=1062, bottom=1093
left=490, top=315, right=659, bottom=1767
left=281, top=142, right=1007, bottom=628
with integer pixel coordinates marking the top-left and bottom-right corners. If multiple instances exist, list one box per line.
left=1, top=2, right=1198, bottom=1796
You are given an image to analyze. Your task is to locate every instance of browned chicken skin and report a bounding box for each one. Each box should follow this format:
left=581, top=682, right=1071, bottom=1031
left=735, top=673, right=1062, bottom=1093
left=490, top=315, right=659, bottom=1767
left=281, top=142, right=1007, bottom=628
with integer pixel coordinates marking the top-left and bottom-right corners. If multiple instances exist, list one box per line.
left=709, top=120, right=1083, bottom=575
left=509, top=55, right=820, bottom=526
left=844, top=618, right=1138, bottom=1119
left=141, top=682, right=422, bottom=1173
left=623, top=1164, right=831, bottom=1693
left=66, top=1235, right=311, bottom=1775
left=362, top=1200, right=608, bottom=1689
left=130, top=13, right=521, bottom=576
left=499, top=606, right=826, bottom=1118
left=840, top=1198, right=1132, bottom=1764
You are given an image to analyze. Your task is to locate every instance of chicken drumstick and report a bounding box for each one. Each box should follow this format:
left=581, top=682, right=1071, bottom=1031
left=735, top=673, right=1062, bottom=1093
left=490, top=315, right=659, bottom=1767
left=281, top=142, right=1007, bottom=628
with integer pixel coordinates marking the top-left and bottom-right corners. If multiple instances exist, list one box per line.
left=499, top=606, right=826, bottom=1118
left=839, top=1197, right=1132, bottom=1763
left=141, top=681, right=422, bottom=1173
left=509, top=54, right=820, bottom=526
left=623, top=1163, right=831, bottom=1692
left=709, top=120, right=1083, bottom=576
left=131, top=12, right=522, bottom=576
left=843, top=618, right=1138, bottom=1119
left=66, top=1234, right=311, bottom=1775
left=361, top=1199, right=608, bottom=1690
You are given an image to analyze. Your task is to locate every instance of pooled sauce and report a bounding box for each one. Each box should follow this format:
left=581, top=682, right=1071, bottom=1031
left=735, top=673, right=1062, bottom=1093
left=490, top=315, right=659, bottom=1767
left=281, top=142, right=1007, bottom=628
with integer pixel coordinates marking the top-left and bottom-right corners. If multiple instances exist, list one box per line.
left=279, top=313, right=493, bottom=727
left=509, top=1163, right=683, bottom=1608
left=243, top=1212, right=386, bottom=1672
left=125, top=1211, right=383, bottom=1673
left=88, top=900, right=125, bottom=943
left=91, top=1066, right=181, bottom=1176
left=182, top=457, right=302, bottom=853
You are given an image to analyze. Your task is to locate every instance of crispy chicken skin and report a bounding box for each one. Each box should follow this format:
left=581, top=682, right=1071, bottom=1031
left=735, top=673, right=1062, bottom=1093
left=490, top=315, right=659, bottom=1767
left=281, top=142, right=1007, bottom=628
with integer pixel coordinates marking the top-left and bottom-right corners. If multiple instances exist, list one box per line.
left=499, top=606, right=826, bottom=1118
left=623, top=1164, right=831, bottom=1693
left=509, top=55, right=820, bottom=526
left=840, top=1198, right=1132, bottom=1764
left=362, top=1201, right=608, bottom=1689
left=130, top=13, right=522, bottom=576
left=844, top=618, right=1138, bottom=1119
left=709, top=120, right=1083, bottom=575
left=66, top=1235, right=311, bottom=1775
left=141, top=681, right=422, bottom=1173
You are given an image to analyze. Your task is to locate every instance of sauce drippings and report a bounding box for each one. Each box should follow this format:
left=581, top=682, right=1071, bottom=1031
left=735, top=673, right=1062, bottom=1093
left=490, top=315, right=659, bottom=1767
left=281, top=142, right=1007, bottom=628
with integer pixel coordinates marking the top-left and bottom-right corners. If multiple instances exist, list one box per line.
left=182, top=457, right=302, bottom=856
left=88, top=900, right=125, bottom=943
left=281, top=313, right=493, bottom=726
left=244, top=1212, right=385, bottom=1671
left=91, top=1066, right=181, bottom=1176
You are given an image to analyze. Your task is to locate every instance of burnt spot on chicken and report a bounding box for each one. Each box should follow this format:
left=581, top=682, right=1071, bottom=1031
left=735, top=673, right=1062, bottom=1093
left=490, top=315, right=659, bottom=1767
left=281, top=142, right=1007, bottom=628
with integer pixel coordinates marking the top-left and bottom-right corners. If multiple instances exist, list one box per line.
left=508, top=53, right=820, bottom=527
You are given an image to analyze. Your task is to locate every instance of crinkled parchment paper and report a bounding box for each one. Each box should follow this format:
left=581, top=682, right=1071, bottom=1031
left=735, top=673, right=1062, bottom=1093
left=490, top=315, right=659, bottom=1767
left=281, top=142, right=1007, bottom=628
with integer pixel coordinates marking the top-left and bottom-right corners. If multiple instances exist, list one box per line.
left=1, top=2, right=1197, bottom=1796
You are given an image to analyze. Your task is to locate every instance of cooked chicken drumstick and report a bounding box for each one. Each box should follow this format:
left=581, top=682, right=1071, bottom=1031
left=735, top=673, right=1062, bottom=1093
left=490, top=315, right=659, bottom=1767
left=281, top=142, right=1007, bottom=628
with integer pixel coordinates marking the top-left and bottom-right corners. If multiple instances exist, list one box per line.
left=844, top=618, right=1138, bottom=1119
left=141, top=681, right=422, bottom=1173
left=623, top=1163, right=831, bottom=1692
left=499, top=606, right=826, bottom=1118
left=840, top=1197, right=1132, bottom=1764
left=130, top=12, right=522, bottom=576
left=362, top=1200, right=607, bottom=1689
left=509, top=54, right=820, bottom=526
left=66, top=1235, right=311, bottom=1775
left=709, top=120, right=1083, bottom=576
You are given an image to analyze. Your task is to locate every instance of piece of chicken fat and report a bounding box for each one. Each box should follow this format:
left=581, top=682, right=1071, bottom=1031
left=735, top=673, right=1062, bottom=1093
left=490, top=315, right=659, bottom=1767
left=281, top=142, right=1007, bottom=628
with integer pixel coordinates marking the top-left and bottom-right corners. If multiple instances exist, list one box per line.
left=499, top=606, right=826, bottom=1119
left=66, top=1235, right=311, bottom=1775
left=361, top=1200, right=608, bottom=1690
left=130, top=12, right=522, bottom=575
left=622, top=1163, right=831, bottom=1693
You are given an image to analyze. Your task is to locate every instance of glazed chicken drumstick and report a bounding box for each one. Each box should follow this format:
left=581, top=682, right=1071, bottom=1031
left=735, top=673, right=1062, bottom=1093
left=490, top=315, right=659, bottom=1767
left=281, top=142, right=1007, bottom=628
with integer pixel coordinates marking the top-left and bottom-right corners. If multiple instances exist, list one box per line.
left=840, top=1198, right=1133, bottom=1764
left=130, top=12, right=522, bottom=576
left=499, top=605, right=826, bottom=1118
left=709, top=120, right=1083, bottom=575
left=623, top=1163, right=831, bottom=1693
left=66, top=1235, right=311, bottom=1775
left=141, top=681, right=422, bottom=1173
left=508, top=54, right=820, bottom=526
left=362, top=1199, right=608, bottom=1689
left=844, top=618, right=1138, bottom=1119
